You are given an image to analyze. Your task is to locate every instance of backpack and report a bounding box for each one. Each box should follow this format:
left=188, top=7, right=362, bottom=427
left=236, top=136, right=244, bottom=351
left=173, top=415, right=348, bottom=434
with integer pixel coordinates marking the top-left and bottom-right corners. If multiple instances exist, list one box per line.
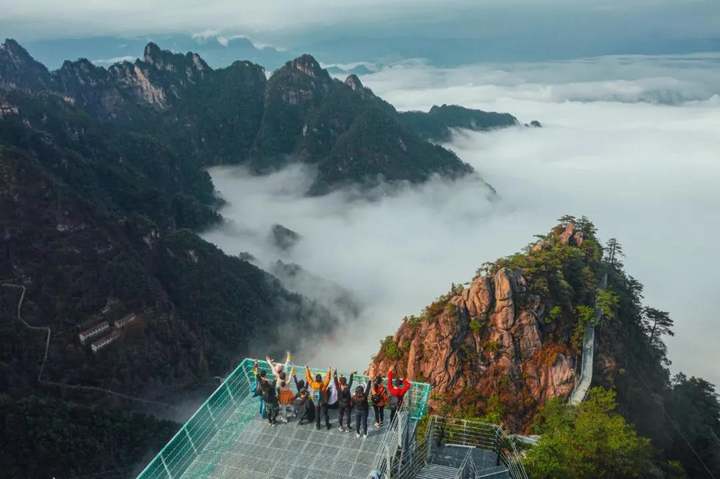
left=353, top=393, right=368, bottom=410
left=371, top=386, right=386, bottom=406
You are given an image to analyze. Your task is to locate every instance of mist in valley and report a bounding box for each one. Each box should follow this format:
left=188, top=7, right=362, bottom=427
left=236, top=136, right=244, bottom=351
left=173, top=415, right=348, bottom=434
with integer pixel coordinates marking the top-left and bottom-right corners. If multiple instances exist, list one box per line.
left=202, top=53, right=720, bottom=385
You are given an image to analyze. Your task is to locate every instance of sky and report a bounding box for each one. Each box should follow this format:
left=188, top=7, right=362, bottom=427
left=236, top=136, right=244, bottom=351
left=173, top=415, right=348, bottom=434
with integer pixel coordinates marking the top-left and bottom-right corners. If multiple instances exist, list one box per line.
left=202, top=52, right=720, bottom=387
left=2, top=0, right=719, bottom=64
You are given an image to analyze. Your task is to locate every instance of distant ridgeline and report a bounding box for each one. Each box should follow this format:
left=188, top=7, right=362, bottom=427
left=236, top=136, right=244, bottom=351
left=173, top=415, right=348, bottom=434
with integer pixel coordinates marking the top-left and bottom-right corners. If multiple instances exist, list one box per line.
left=399, top=104, right=518, bottom=142
left=0, top=39, right=520, bottom=195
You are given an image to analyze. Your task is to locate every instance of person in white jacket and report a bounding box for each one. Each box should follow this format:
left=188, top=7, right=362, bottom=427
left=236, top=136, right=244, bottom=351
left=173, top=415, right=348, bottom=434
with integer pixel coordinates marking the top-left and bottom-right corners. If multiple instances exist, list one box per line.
left=266, top=351, right=292, bottom=380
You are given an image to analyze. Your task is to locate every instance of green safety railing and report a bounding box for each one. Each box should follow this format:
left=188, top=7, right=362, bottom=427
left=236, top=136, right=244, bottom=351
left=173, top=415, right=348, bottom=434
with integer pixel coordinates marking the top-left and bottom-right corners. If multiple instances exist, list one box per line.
left=136, top=358, right=431, bottom=479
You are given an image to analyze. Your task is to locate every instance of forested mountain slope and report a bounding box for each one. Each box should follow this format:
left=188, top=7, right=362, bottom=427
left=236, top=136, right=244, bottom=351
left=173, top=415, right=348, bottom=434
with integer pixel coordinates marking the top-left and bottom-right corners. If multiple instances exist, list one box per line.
left=369, top=218, right=720, bottom=478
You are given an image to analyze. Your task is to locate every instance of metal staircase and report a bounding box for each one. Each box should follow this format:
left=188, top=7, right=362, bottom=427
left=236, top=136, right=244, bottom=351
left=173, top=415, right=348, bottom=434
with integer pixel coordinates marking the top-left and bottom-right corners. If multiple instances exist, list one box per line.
left=374, top=416, right=527, bottom=479
left=415, top=464, right=461, bottom=478
left=568, top=271, right=609, bottom=405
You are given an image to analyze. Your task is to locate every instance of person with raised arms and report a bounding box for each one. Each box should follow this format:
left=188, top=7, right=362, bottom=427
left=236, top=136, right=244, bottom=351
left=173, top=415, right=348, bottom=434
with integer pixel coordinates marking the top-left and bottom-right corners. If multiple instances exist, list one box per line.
left=334, top=370, right=356, bottom=432
left=387, top=368, right=412, bottom=424
left=352, top=377, right=373, bottom=439
left=305, top=365, right=333, bottom=430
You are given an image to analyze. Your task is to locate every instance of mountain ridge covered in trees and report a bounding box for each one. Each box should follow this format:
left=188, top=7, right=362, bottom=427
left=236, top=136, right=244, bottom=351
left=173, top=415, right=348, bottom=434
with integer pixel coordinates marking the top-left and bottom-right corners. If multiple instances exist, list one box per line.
left=0, top=38, right=519, bottom=194
left=369, top=217, right=720, bottom=478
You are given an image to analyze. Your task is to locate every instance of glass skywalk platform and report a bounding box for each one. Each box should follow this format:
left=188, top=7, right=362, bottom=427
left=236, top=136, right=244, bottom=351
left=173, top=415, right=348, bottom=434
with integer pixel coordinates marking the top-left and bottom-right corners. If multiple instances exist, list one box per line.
left=136, top=358, right=431, bottom=479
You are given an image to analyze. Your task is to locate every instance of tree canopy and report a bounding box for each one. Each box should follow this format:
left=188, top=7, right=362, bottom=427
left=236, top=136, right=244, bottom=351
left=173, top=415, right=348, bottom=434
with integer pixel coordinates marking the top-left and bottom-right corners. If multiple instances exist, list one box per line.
left=525, top=387, right=655, bottom=479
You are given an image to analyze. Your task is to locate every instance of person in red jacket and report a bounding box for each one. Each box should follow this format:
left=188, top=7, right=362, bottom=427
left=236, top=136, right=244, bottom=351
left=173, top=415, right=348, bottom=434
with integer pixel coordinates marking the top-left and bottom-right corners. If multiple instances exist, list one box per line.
left=387, top=368, right=412, bottom=424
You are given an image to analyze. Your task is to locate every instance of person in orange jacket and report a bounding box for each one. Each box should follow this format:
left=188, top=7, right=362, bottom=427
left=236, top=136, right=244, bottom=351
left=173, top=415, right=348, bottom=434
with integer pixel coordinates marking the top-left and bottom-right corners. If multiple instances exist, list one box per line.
left=370, top=375, right=389, bottom=428
left=277, top=366, right=297, bottom=422
left=305, top=366, right=333, bottom=430
left=387, top=368, right=412, bottom=424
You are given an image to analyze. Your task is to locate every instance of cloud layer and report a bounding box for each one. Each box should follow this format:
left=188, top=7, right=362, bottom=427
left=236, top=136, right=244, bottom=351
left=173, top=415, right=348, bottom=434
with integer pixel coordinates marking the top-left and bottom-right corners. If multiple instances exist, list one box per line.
left=203, top=53, right=720, bottom=386
left=3, top=1, right=718, bottom=64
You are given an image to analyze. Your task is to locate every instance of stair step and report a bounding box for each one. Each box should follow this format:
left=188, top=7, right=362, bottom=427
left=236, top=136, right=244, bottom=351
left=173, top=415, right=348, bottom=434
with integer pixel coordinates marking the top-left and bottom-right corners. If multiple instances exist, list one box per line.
left=415, top=463, right=461, bottom=479
left=476, top=465, right=510, bottom=478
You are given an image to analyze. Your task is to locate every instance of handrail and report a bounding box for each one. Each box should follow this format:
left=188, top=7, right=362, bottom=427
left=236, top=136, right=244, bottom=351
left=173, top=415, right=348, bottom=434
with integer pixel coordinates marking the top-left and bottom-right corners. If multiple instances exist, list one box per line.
left=137, top=358, right=432, bottom=479
left=424, top=416, right=529, bottom=479
left=569, top=271, right=608, bottom=405
left=372, top=394, right=413, bottom=476
left=454, top=448, right=474, bottom=479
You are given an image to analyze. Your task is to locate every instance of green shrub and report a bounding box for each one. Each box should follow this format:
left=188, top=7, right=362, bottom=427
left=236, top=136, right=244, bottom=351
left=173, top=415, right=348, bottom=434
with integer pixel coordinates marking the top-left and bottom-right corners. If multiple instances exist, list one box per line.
left=380, top=336, right=402, bottom=360
left=404, top=315, right=423, bottom=329
left=444, top=302, right=458, bottom=315
left=546, top=305, right=562, bottom=324
left=481, top=394, right=505, bottom=424
left=596, top=289, right=620, bottom=322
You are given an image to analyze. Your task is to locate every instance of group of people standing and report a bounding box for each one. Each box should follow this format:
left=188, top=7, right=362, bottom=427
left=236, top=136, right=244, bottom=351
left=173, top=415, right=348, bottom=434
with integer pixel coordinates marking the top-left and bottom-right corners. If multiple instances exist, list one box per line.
left=253, top=354, right=412, bottom=439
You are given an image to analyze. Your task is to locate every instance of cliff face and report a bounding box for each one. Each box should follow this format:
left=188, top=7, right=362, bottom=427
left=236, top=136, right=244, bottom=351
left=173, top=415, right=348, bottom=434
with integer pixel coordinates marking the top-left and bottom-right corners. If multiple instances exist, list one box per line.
left=370, top=222, right=596, bottom=432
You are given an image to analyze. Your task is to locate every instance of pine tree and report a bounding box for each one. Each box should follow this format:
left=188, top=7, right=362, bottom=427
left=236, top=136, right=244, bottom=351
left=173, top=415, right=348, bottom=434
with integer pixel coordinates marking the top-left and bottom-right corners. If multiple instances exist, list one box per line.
left=557, top=214, right=577, bottom=226
left=605, top=238, right=624, bottom=267
left=642, top=307, right=675, bottom=342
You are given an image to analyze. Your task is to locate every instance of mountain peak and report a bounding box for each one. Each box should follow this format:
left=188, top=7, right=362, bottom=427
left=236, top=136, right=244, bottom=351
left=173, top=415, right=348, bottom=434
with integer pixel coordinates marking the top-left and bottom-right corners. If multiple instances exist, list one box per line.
left=142, top=42, right=210, bottom=74
left=143, top=42, right=162, bottom=64
left=0, top=38, right=53, bottom=91
left=344, top=74, right=363, bottom=91
left=1, top=38, right=38, bottom=65
left=1, top=38, right=25, bottom=54
left=290, top=54, right=324, bottom=78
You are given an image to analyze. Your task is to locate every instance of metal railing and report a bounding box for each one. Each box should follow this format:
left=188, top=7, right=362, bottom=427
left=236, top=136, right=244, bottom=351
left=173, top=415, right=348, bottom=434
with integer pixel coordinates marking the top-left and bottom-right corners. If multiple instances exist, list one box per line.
left=372, top=395, right=414, bottom=477
left=455, top=448, right=475, bottom=479
left=135, top=358, right=529, bottom=479
left=135, top=358, right=432, bottom=479
left=425, top=416, right=529, bottom=479
left=380, top=415, right=529, bottom=479
left=569, top=271, right=608, bottom=405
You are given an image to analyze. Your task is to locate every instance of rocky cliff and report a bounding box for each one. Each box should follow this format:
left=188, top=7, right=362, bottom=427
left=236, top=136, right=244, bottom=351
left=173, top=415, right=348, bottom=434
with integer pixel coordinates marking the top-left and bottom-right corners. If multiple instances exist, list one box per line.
left=370, top=220, right=606, bottom=432
left=369, top=220, right=720, bottom=477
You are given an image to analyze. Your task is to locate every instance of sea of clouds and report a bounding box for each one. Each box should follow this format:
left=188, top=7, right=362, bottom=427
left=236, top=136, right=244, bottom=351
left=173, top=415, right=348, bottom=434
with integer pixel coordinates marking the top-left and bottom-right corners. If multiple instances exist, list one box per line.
left=203, top=53, right=720, bottom=385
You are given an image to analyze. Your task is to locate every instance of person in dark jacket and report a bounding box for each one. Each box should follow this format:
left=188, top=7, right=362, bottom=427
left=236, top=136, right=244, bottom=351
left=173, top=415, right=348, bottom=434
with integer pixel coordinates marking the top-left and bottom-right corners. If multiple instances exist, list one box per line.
left=252, top=360, right=268, bottom=418
left=292, top=369, right=308, bottom=419
left=371, top=376, right=389, bottom=428
left=352, top=379, right=372, bottom=438
left=255, top=365, right=279, bottom=425
left=334, top=370, right=355, bottom=432
left=295, top=389, right=315, bottom=426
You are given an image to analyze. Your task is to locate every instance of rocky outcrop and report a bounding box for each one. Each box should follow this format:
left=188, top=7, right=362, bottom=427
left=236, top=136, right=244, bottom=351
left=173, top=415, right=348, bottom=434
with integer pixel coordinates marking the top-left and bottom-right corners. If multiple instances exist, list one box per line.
left=0, top=39, right=54, bottom=91
left=54, top=58, right=132, bottom=119
left=270, top=224, right=301, bottom=251
left=143, top=42, right=210, bottom=78
left=289, top=54, right=327, bottom=79
left=344, top=74, right=363, bottom=91
left=369, top=223, right=597, bottom=432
